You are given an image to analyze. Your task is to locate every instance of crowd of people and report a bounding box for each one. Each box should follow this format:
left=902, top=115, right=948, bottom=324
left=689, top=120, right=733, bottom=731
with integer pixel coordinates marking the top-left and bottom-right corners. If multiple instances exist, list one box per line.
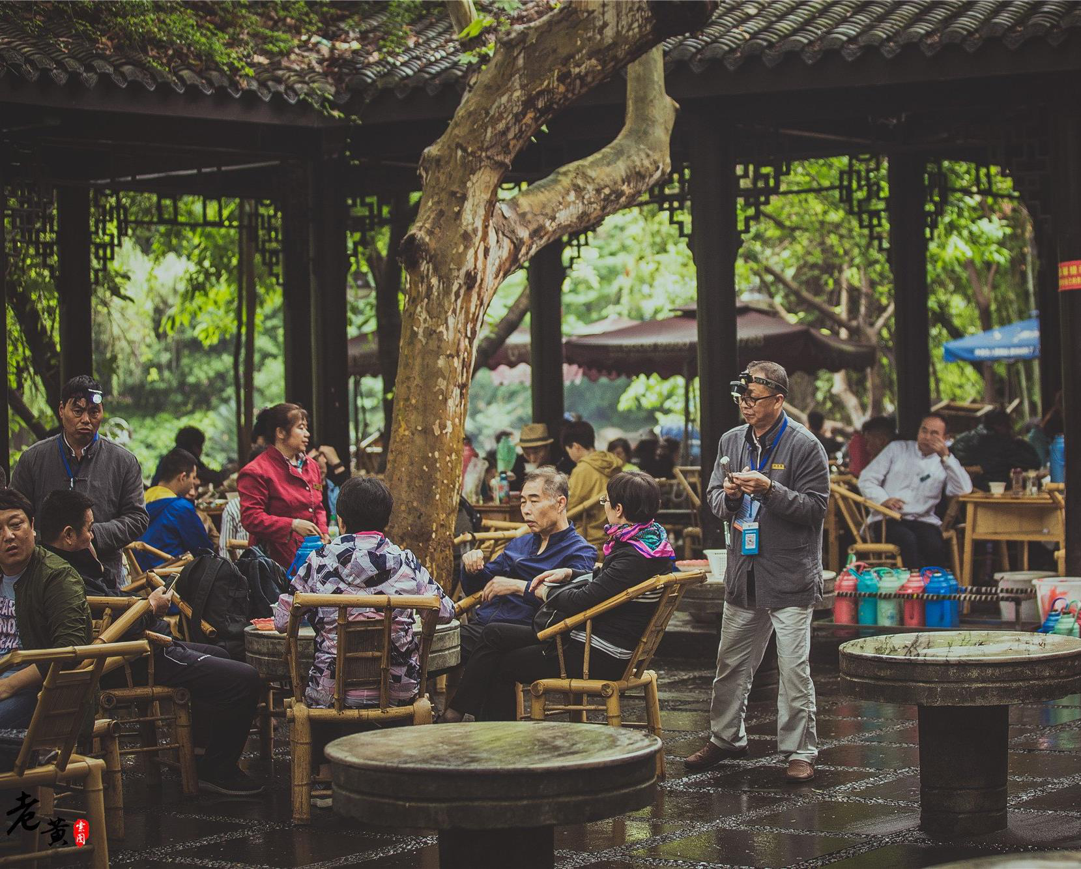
left=0, top=363, right=1058, bottom=805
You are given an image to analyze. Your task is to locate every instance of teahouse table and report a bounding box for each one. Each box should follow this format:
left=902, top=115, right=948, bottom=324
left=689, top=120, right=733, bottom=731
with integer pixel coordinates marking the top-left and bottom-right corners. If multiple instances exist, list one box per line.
left=326, top=721, right=660, bottom=869
left=959, top=492, right=1064, bottom=585
left=471, top=499, right=525, bottom=525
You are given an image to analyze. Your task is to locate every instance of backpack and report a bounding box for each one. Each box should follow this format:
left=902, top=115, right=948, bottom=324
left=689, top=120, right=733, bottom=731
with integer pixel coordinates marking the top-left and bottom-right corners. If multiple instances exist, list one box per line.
left=235, top=547, right=290, bottom=619
left=174, top=556, right=251, bottom=659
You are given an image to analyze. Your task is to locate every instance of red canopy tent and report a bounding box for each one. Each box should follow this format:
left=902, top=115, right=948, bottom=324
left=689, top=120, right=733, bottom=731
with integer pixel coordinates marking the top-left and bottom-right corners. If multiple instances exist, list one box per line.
left=562, top=302, right=876, bottom=379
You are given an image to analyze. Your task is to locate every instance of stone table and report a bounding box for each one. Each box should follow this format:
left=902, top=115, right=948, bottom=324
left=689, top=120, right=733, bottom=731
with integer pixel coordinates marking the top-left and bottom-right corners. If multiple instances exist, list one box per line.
left=840, top=631, right=1081, bottom=837
left=325, top=721, right=660, bottom=869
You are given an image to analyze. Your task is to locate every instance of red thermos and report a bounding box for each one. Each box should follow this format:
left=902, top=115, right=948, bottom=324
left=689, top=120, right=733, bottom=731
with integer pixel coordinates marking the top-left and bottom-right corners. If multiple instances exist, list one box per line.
left=833, top=563, right=864, bottom=625
left=900, top=571, right=926, bottom=627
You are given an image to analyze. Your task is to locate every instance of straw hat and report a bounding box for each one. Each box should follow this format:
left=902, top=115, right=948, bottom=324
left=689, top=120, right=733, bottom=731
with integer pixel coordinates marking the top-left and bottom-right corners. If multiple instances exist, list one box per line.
left=519, top=423, right=554, bottom=448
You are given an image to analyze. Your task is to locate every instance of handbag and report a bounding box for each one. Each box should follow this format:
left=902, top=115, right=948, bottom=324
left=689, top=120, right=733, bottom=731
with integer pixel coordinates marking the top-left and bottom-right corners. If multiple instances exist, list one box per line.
left=532, top=576, right=592, bottom=639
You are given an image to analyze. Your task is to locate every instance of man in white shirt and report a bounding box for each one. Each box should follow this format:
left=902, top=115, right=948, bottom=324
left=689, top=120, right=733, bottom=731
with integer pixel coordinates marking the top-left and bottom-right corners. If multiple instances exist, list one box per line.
left=858, top=413, right=972, bottom=570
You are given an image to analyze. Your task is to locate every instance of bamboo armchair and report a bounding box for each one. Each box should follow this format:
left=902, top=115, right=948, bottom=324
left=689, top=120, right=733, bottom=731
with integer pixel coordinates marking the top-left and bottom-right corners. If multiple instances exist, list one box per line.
left=122, top=541, right=193, bottom=583
left=89, top=588, right=199, bottom=799
left=672, top=467, right=703, bottom=558
left=528, top=570, right=707, bottom=779
left=0, top=640, right=149, bottom=869
left=940, top=495, right=965, bottom=579
left=284, top=593, right=443, bottom=824
left=830, top=481, right=904, bottom=568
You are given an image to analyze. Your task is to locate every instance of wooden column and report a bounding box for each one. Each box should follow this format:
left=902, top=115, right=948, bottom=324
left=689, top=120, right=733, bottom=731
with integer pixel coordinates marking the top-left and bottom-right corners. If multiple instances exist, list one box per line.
left=528, top=240, right=565, bottom=439
left=281, top=161, right=314, bottom=412
left=56, top=186, right=93, bottom=383
left=0, top=167, right=9, bottom=481
left=1036, top=227, right=1062, bottom=412
left=310, top=146, right=350, bottom=463
left=888, top=154, right=931, bottom=439
left=690, top=120, right=739, bottom=548
left=1053, top=108, right=1081, bottom=575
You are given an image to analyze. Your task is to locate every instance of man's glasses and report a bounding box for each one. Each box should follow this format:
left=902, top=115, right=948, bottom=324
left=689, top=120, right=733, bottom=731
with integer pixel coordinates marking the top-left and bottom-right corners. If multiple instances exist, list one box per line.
left=733, top=391, right=781, bottom=407
left=598, top=496, right=609, bottom=506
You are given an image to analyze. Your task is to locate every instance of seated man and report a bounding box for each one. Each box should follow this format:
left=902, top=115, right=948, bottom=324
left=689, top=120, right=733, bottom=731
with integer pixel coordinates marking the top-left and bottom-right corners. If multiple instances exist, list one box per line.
left=459, top=468, right=597, bottom=659
left=0, top=487, right=92, bottom=730
left=562, top=421, right=623, bottom=552
left=152, top=425, right=224, bottom=488
left=951, top=408, right=1040, bottom=489
left=273, top=476, right=455, bottom=708
left=137, top=448, right=215, bottom=570
left=858, top=412, right=973, bottom=570
left=39, top=488, right=264, bottom=796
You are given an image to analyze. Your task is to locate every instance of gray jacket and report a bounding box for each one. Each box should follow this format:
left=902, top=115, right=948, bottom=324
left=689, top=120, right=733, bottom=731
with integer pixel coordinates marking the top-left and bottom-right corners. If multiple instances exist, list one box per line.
left=706, top=414, right=829, bottom=609
left=12, top=434, right=148, bottom=587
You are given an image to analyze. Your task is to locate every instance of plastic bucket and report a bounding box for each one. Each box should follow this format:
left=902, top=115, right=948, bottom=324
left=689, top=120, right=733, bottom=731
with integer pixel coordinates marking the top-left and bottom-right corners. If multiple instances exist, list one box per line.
left=1033, top=577, right=1081, bottom=621
left=993, top=571, right=1055, bottom=624
left=704, top=549, right=727, bottom=580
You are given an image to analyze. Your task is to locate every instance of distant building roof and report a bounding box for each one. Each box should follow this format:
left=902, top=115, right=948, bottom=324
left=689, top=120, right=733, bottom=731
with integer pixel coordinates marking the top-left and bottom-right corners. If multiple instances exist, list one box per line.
left=1, top=1, right=1079, bottom=114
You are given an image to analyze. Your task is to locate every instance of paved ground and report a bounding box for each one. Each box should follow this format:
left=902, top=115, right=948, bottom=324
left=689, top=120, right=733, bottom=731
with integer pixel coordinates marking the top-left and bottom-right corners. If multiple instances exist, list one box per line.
left=107, top=641, right=1081, bottom=869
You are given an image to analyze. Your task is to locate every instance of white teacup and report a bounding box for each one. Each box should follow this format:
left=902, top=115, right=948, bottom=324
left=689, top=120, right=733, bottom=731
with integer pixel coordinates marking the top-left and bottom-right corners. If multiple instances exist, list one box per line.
left=988, top=481, right=1006, bottom=495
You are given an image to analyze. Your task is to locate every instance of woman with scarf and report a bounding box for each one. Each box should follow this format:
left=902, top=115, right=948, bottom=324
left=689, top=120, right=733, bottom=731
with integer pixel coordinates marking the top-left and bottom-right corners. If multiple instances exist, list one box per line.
left=441, top=471, right=675, bottom=722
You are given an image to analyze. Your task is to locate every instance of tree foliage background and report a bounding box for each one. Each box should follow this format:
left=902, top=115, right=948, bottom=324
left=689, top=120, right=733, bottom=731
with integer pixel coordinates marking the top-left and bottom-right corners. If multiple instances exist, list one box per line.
left=5, top=156, right=1039, bottom=473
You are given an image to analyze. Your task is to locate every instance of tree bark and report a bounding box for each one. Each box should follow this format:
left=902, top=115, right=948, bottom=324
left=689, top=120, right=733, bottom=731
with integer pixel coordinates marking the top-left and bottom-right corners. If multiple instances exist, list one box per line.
left=242, top=201, right=257, bottom=455
left=385, top=1, right=714, bottom=579
left=8, top=388, right=47, bottom=439
left=7, top=275, right=60, bottom=410
left=371, top=194, right=412, bottom=435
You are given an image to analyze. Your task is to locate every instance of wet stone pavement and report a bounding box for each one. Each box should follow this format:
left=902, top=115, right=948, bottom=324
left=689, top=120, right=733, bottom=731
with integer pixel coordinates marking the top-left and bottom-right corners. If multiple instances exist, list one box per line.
left=108, top=651, right=1081, bottom=868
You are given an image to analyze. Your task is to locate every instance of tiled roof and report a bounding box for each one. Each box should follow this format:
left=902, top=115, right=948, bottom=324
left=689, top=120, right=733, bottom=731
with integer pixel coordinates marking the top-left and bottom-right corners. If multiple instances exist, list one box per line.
left=0, top=1, right=1078, bottom=112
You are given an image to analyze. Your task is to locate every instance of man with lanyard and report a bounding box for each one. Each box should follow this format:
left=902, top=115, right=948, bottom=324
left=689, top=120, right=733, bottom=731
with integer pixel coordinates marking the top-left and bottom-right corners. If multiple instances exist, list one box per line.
left=686, top=361, right=829, bottom=782
left=12, top=375, right=148, bottom=589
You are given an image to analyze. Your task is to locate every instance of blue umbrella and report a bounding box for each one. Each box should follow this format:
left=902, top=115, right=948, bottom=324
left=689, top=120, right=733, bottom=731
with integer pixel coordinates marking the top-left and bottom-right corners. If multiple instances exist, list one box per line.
left=942, top=317, right=1040, bottom=363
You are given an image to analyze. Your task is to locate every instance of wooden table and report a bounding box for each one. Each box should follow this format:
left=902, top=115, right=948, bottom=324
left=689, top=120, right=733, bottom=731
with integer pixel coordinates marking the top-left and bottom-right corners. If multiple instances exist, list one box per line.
left=472, top=499, right=524, bottom=525
left=326, top=721, right=660, bottom=869
left=960, top=492, right=1064, bottom=586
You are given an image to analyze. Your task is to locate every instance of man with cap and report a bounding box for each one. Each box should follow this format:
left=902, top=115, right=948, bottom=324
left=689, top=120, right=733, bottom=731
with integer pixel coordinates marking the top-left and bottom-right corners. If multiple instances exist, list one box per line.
left=12, top=375, right=148, bottom=588
left=685, top=361, right=829, bottom=783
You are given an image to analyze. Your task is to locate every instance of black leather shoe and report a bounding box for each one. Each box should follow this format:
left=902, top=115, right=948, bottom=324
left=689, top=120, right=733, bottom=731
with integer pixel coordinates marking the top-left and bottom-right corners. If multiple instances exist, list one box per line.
left=683, top=742, right=748, bottom=772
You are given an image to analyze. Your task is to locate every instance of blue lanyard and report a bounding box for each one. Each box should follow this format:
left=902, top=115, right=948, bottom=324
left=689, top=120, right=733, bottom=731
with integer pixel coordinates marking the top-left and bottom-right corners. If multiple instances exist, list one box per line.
left=747, top=415, right=788, bottom=473
left=57, top=434, right=98, bottom=489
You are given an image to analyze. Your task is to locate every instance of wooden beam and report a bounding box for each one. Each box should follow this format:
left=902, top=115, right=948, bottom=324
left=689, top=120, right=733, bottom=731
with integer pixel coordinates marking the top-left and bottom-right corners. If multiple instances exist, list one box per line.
left=1036, top=227, right=1062, bottom=413
left=690, top=116, right=739, bottom=549
left=888, top=154, right=931, bottom=438
left=528, top=240, right=565, bottom=441
left=56, top=185, right=93, bottom=382
left=0, top=164, right=9, bottom=481
left=1052, top=105, right=1081, bottom=575
left=281, top=161, right=314, bottom=414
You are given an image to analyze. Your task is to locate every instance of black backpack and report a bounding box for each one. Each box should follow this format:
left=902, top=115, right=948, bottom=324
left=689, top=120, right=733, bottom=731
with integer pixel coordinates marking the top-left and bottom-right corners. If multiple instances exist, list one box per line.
left=235, top=547, right=290, bottom=619
left=175, top=556, right=251, bottom=659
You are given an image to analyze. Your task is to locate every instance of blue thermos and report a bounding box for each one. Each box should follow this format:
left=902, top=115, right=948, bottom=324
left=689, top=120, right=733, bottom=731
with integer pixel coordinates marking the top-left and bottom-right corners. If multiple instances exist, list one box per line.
left=923, top=569, right=950, bottom=628
left=1051, top=434, right=1066, bottom=484
left=287, top=535, right=323, bottom=579
left=857, top=569, right=879, bottom=626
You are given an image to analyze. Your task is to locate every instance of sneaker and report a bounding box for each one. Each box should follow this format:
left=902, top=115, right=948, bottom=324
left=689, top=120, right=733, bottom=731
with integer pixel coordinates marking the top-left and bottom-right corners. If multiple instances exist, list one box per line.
left=198, top=768, right=265, bottom=796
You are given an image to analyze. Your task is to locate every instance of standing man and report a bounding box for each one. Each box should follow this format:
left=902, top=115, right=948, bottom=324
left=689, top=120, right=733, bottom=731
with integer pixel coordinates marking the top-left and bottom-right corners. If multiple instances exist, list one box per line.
left=686, top=362, right=829, bottom=782
left=12, top=376, right=148, bottom=588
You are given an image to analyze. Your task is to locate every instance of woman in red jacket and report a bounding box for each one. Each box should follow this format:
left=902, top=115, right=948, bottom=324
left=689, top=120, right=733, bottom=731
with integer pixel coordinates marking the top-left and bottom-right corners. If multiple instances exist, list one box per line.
left=237, top=403, right=328, bottom=567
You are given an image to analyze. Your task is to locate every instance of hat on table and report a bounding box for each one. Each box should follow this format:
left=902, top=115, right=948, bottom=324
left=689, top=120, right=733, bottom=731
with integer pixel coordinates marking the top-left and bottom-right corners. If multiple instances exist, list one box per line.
left=519, top=423, right=554, bottom=448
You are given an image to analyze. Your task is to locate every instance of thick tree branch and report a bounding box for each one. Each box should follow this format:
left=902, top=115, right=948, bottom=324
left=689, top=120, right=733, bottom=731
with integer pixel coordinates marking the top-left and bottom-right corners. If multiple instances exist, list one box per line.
left=757, top=263, right=862, bottom=335
left=500, top=47, right=677, bottom=264
left=374, top=194, right=414, bottom=432
left=9, top=388, right=48, bottom=440
left=446, top=0, right=477, bottom=34
left=872, top=300, right=895, bottom=335
left=473, top=285, right=530, bottom=374
left=8, top=279, right=60, bottom=409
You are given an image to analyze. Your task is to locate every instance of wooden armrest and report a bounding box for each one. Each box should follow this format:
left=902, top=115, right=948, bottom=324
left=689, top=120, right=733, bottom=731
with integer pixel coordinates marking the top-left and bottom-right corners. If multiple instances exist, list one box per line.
left=454, top=591, right=484, bottom=616
left=536, top=575, right=666, bottom=641
left=291, top=593, right=443, bottom=610
left=93, top=718, right=120, bottom=738
left=851, top=543, right=902, bottom=552
left=566, top=492, right=603, bottom=522
left=144, top=631, right=173, bottom=647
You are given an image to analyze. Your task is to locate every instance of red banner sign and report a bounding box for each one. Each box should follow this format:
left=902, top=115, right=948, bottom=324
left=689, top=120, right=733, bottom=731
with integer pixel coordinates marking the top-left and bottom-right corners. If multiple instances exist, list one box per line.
left=1059, top=260, right=1081, bottom=291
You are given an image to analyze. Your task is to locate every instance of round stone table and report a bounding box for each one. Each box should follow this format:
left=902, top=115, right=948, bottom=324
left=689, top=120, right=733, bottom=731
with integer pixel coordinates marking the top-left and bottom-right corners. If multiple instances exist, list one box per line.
left=325, top=721, right=661, bottom=869
left=840, top=631, right=1081, bottom=837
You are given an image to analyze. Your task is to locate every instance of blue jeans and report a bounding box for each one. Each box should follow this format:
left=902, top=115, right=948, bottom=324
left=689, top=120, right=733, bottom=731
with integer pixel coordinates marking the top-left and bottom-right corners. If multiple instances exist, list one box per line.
left=0, top=666, right=39, bottom=730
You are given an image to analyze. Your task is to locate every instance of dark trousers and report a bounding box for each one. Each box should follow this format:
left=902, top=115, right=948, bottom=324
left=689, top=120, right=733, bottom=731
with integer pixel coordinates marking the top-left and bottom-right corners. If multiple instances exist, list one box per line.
left=103, top=641, right=261, bottom=775
left=884, top=519, right=947, bottom=571
left=450, top=623, right=626, bottom=721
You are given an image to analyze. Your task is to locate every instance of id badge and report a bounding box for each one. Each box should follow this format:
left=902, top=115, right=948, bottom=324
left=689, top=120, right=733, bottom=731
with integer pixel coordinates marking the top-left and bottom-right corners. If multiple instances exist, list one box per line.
left=740, top=522, right=760, bottom=556
left=732, top=497, right=760, bottom=533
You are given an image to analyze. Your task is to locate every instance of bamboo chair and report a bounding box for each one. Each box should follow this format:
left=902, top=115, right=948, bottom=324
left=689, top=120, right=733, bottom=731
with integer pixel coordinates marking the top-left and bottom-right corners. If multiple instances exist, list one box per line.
left=89, top=588, right=199, bottom=798
left=122, top=541, right=193, bottom=583
left=284, top=593, right=443, bottom=824
left=0, top=640, right=149, bottom=869
left=940, top=496, right=965, bottom=580
left=672, top=467, right=703, bottom=558
left=528, top=570, right=707, bottom=779
left=830, top=481, right=904, bottom=568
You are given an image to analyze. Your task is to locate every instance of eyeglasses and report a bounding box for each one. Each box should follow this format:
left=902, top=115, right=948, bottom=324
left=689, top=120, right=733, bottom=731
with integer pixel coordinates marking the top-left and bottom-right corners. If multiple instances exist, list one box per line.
left=734, top=391, right=782, bottom=407
left=598, top=496, right=609, bottom=506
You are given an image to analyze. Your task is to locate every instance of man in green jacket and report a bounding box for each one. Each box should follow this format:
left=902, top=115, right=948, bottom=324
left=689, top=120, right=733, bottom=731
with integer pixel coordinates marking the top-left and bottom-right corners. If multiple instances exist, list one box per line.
left=0, top=487, right=92, bottom=729
left=562, top=420, right=624, bottom=552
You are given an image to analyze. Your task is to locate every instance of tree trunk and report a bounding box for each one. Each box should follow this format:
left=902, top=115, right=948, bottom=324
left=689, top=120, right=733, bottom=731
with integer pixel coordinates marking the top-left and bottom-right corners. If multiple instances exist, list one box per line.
left=372, top=194, right=412, bottom=436
left=385, top=1, right=714, bottom=579
left=242, top=201, right=257, bottom=449
left=7, top=273, right=60, bottom=410
left=234, top=200, right=247, bottom=463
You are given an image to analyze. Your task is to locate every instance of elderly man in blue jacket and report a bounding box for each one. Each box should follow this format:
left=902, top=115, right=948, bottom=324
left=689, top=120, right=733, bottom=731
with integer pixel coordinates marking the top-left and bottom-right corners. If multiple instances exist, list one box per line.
left=686, top=361, right=829, bottom=783
left=459, top=467, right=596, bottom=660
